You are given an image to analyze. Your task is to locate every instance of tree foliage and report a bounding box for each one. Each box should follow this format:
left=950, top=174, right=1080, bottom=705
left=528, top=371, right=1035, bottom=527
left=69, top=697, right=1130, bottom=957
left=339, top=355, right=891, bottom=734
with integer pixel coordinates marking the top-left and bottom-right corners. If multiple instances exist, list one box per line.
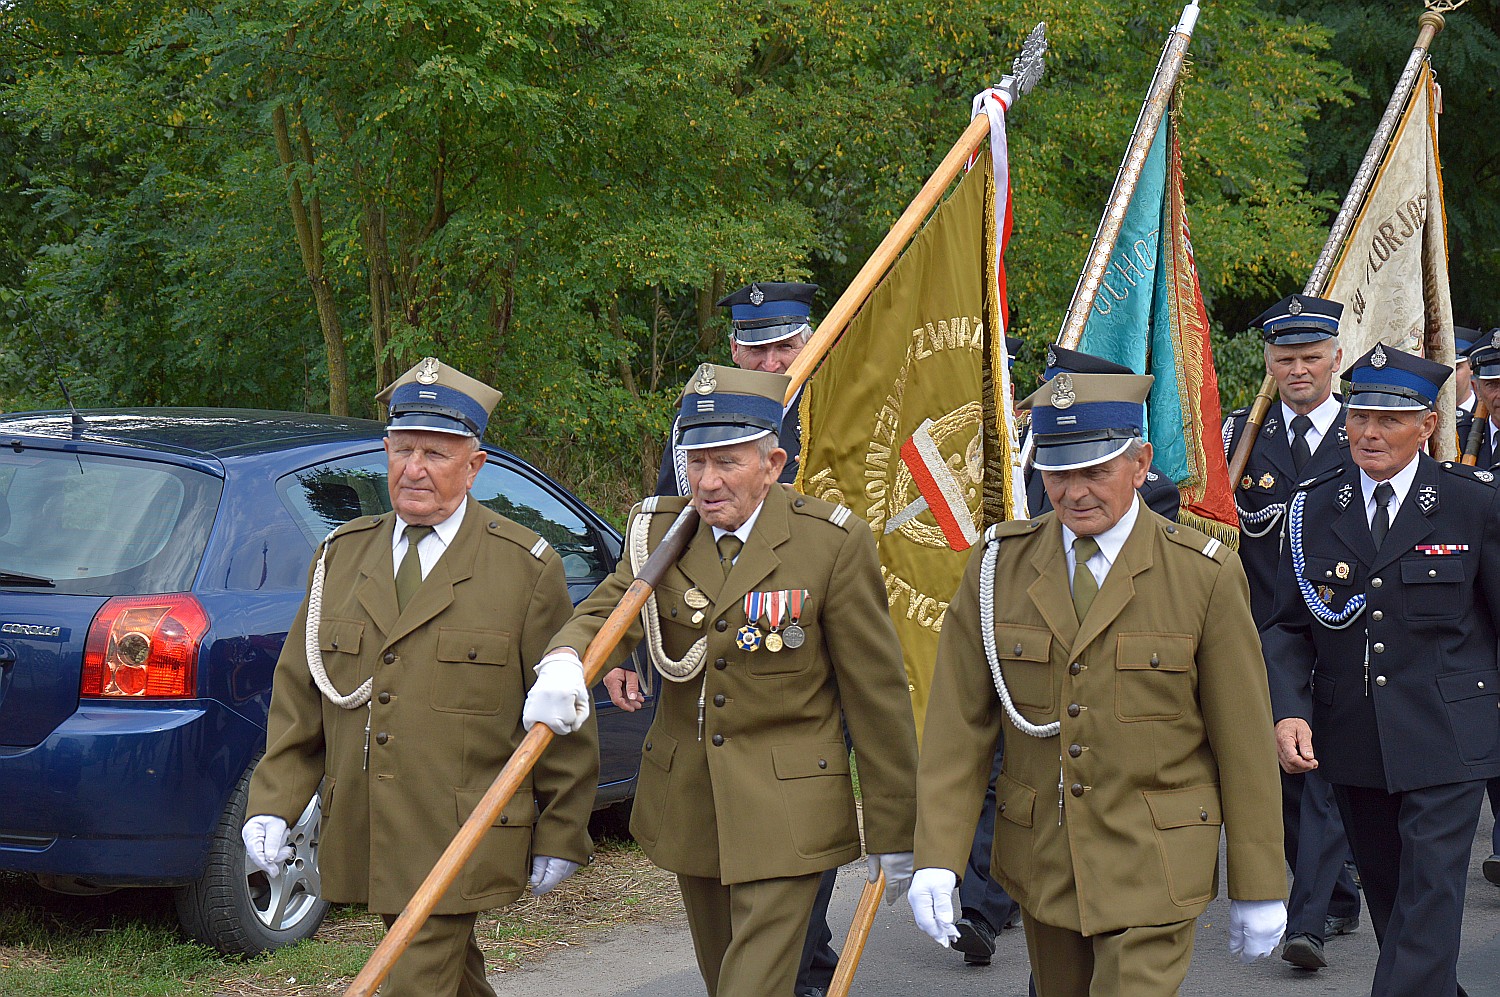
left=11, top=1, right=1474, bottom=507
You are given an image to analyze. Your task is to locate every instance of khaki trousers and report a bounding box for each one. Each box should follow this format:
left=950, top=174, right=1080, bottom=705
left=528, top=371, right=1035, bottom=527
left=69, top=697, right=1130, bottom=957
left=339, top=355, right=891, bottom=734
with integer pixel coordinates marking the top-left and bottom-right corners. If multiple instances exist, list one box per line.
left=379, top=912, right=496, bottom=997
left=678, top=872, right=823, bottom=997
left=1023, top=911, right=1196, bottom=997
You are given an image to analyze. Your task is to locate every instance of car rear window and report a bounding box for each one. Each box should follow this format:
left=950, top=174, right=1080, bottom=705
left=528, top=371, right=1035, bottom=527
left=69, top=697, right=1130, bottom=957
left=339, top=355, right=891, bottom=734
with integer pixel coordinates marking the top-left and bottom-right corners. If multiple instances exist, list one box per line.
left=0, top=449, right=221, bottom=595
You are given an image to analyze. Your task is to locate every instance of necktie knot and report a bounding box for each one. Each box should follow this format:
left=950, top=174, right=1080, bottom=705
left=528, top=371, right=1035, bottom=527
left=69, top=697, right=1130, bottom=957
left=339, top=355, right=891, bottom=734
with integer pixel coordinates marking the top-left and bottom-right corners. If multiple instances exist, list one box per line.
left=404, top=524, right=434, bottom=546
left=1073, top=535, right=1100, bottom=563
left=1373, top=482, right=1394, bottom=507
left=1291, top=414, right=1313, bottom=437
left=716, top=535, right=743, bottom=576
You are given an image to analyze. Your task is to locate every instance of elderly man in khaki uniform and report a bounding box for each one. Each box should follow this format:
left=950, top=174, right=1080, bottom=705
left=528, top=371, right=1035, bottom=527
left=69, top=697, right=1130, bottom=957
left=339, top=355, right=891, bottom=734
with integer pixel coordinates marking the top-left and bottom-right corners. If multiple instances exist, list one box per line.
left=534, top=364, right=919, bottom=997
left=908, top=372, right=1287, bottom=996
left=243, top=358, right=599, bottom=997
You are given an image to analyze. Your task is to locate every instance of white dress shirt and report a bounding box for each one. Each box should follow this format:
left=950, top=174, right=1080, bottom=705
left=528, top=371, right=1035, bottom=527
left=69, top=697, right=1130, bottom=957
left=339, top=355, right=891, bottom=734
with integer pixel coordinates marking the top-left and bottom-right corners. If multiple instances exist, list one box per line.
left=1358, top=456, right=1420, bottom=529
left=391, top=500, right=466, bottom=580
left=1282, top=394, right=1341, bottom=455
left=1062, top=495, right=1142, bottom=593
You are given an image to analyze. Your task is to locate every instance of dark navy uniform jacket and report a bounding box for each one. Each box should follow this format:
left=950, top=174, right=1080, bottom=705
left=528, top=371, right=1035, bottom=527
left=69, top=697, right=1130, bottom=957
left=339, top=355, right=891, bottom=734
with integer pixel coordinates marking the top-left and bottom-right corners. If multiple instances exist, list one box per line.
left=1260, top=455, right=1500, bottom=793
left=1456, top=406, right=1496, bottom=468
left=1222, top=402, right=1348, bottom=625
left=653, top=398, right=801, bottom=497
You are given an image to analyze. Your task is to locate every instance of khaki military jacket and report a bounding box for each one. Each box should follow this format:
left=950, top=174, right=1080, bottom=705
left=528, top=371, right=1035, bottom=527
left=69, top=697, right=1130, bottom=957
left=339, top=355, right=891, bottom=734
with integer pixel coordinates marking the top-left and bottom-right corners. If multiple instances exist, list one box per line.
left=548, top=485, right=918, bottom=884
left=248, top=497, right=598, bottom=915
left=915, top=506, right=1285, bottom=935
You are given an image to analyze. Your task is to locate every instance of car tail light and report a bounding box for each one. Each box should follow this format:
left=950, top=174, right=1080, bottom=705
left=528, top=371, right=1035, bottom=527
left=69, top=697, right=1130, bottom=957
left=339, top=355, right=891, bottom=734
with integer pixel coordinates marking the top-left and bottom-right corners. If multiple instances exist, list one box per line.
left=81, top=594, right=209, bottom=698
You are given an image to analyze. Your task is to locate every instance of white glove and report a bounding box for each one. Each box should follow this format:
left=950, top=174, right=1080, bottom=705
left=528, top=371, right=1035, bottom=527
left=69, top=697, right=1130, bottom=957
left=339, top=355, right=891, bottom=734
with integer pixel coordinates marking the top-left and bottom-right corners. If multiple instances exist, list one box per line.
left=528, top=855, right=581, bottom=896
left=1228, top=899, right=1286, bottom=963
left=522, top=650, right=591, bottom=735
left=241, top=814, right=293, bottom=878
left=867, top=851, right=915, bottom=905
left=907, top=867, right=960, bottom=946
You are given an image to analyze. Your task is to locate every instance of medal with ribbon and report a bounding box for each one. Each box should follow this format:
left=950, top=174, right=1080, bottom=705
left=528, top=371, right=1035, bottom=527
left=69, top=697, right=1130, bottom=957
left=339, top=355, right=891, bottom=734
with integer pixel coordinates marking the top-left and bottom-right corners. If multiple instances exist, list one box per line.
left=782, top=589, right=808, bottom=649
left=737, top=592, right=763, bottom=651
left=763, top=590, right=787, bottom=652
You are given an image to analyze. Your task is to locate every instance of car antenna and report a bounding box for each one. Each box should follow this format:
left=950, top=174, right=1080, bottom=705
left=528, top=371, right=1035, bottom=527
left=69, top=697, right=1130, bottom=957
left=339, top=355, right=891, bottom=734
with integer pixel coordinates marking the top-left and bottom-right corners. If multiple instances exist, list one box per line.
left=56, top=377, right=87, bottom=434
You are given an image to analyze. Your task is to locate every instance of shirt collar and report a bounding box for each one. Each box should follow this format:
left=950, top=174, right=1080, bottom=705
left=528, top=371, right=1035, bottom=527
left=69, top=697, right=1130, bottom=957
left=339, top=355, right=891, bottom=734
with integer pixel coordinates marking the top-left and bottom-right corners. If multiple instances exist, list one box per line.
left=711, top=501, right=765, bottom=545
left=1359, top=456, right=1420, bottom=516
left=1061, top=494, right=1141, bottom=568
left=1458, top=391, right=1475, bottom=415
left=1281, top=394, right=1340, bottom=439
left=393, top=498, right=467, bottom=551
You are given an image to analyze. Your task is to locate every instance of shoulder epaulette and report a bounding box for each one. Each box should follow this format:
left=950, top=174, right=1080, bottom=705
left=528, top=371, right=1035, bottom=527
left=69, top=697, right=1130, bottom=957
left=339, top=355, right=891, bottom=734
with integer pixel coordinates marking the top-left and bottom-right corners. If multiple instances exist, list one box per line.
left=640, top=495, right=692, bottom=516
left=484, top=515, right=552, bottom=561
left=1161, top=521, right=1228, bottom=563
left=789, top=492, right=856, bottom=530
left=1294, top=465, right=1345, bottom=492
left=1440, top=461, right=1497, bottom=485
left=329, top=514, right=385, bottom=541
left=984, top=518, right=1043, bottom=544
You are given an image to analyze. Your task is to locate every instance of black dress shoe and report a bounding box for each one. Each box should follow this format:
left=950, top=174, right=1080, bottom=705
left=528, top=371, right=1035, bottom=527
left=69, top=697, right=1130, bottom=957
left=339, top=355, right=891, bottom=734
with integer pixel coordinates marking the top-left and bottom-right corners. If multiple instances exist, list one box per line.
left=952, top=915, right=998, bottom=967
left=795, top=989, right=825, bottom=997
left=1282, top=933, right=1327, bottom=971
left=1324, top=913, right=1360, bottom=936
left=1484, top=853, right=1500, bottom=886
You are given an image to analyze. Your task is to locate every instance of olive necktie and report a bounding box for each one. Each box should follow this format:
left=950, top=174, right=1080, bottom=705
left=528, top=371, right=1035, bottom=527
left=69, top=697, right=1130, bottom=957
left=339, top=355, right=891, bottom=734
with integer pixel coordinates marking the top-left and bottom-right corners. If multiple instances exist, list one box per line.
left=1290, top=414, right=1313, bottom=474
left=1072, top=536, right=1100, bottom=623
left=396, top=524, right=434, bottom=611
left=717, top=535, right=743, bottom=578
left=1370, top=482, right=1394, bottom=551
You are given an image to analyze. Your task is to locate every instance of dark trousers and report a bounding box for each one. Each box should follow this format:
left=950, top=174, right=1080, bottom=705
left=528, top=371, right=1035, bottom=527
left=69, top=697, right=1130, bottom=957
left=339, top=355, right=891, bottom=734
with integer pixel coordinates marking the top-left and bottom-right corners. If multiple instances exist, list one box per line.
left=795, top=867, right=839, bottom=991
left=1490, top=777, right=1500, bottom=854
left=1282, top=767, right=1361, bottom=938
left=960, top=744, right=1021, bottom=930
left=1335, top=780, right=1486, bottom=997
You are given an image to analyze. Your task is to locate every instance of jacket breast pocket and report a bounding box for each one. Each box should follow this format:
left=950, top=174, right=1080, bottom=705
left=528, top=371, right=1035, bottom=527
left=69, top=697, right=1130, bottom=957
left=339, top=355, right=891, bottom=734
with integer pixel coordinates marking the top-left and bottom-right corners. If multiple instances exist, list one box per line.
left=1115, top=633, right=1195, bottom=722
left=431, top=628, right=514, bottom=715
left=1400, top=557, right=1466, bottom=621
left=1145, top=785, right=1222, bottom=907
left=993, top=624, right=1054, bottom=713
left=318, top=618, right=366, bottom=689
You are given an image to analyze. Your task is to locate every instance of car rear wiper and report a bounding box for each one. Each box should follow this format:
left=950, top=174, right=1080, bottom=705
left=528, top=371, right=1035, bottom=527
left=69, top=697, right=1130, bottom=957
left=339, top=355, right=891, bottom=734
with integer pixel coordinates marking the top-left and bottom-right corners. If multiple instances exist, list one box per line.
left=0, top=569, right=56, bottom=587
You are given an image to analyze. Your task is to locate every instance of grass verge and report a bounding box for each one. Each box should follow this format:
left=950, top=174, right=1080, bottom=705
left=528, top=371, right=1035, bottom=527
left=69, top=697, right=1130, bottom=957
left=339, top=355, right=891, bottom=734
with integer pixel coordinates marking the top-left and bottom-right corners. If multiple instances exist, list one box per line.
left=0, top=821, right=677, bottom=996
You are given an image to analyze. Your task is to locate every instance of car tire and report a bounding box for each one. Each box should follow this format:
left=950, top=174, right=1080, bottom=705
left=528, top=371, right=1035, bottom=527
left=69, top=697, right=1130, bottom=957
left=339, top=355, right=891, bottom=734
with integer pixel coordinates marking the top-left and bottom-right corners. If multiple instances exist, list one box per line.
left=174, top=759, right=329, bottom=954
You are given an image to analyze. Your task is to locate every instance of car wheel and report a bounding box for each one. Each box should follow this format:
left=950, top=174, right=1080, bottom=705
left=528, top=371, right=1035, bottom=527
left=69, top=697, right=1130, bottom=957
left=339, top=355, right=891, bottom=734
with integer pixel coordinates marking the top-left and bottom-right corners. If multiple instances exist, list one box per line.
left=174, top=759, right=329, bottom=954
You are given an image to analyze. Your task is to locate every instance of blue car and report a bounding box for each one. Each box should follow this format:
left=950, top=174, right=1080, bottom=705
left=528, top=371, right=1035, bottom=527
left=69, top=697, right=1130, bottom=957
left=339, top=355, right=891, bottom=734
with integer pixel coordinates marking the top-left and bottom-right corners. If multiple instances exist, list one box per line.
left=0, top=409, right=651, bottom=953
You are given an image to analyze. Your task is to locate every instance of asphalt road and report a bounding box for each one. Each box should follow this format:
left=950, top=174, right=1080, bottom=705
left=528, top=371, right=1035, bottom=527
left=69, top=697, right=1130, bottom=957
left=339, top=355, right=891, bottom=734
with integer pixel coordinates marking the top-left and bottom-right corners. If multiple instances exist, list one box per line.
left=503, top=805, right=1500, bottom=996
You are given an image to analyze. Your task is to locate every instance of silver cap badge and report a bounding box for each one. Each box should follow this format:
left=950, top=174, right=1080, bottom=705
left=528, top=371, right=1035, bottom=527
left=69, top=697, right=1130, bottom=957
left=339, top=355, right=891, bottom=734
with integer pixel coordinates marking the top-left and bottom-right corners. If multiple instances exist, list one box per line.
left=1371, top=344, right=1388, bottom=368
left=694, top=363, right=717, bottom=395
left=1051, top=372, right=1076, bottom=409
left=415, top=357, right=441, bottom=384
left=749, top=284, right=765, bottom=306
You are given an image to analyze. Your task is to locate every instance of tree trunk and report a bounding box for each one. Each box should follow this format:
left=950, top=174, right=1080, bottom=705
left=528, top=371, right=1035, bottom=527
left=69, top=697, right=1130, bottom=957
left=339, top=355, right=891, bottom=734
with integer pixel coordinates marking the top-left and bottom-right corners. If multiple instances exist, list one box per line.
left=696, top=266, right=726, bottom=355
left=272, top=103, right=349, bottom=415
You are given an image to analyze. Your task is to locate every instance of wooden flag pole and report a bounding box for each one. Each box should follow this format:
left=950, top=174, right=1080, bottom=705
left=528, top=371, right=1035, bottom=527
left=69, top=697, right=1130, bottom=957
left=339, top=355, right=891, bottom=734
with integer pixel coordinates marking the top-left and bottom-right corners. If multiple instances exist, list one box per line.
left=346, top=24, right=1049, bottom=996
left=1054, top=1, right=1200, bottom=352
left=826, top=874, right=885, bottom=997
left=1462, top=398, right=1488, bottom=465
left=1225, top=11, right=1447, bottom=489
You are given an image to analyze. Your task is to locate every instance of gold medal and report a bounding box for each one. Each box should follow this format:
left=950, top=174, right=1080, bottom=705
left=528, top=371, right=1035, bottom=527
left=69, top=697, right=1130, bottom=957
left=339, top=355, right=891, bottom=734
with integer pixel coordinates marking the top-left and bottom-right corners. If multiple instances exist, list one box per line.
left=765, top=631, right=784, bottom=652
left=684, top=588, right=710, bottom=609
left=1259, top=472, right=1275, bottom=489
left=1335, top=562, right=1350, bottom=580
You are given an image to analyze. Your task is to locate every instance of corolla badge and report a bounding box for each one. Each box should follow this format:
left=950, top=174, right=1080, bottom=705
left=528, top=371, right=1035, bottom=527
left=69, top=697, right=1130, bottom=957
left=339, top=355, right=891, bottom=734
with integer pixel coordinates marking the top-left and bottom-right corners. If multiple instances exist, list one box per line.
left=1, top=623, right=64, bottom=639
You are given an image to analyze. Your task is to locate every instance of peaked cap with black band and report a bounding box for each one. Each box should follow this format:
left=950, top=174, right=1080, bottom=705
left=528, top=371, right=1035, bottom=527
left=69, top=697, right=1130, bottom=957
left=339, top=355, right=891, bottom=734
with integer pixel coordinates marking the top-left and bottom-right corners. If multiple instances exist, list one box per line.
left=1018, top=371, right=1154, bottom=471
left=376, top=356, right=502, bottom=437
left=1253, top=293, right=1342, bottom=346
left=1467, top=328, right=1500, bottom=381
left=675, top=363, right=792, bottom=450
left=1042, top=344, right=1135, bottom=381
left=1453, top=326, right=1482, bottom=365
left=1341, top=343, right=1450, bottom=411
left=717, top=281, right=819, bottom=346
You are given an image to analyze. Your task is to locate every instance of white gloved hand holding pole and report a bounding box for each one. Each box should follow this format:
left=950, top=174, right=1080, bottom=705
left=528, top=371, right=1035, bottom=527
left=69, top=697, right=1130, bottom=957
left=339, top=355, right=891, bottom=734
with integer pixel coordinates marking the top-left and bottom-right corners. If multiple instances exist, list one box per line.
left=1228, top=899, right=1286, bottom=963
left=907, top=867, right=961, bottom=946
left=242, top=814, right=293, bottom=878
left=866, top=851, right=915, bottom=905
left=522, top=649, right=591, bottom=735
left=528, top=855, right=582, bottom=896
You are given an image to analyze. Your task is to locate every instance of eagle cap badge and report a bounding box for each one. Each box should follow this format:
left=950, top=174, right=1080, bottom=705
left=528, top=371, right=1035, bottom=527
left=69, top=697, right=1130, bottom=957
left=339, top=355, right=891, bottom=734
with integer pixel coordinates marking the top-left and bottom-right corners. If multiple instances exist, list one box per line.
left=1051, top=372, right=1076, bottom=409
left=415, top=356, right=441, bottom=384
left=694, top=363, right=717, bottom=395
